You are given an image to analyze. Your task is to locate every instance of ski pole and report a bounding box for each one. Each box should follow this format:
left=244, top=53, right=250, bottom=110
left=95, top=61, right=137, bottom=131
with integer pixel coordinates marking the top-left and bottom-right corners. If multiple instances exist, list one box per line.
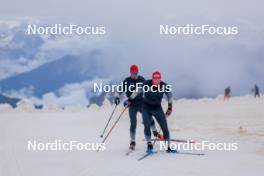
left=100, top=104, right=117, bottom=138
left=101, top=106, right=128, bottom=144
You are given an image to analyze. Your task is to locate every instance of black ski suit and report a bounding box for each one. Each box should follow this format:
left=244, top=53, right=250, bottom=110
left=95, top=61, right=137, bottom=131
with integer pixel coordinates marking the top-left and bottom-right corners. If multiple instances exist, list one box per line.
left=120, top=76, right=155, bottom=141
left=131, top=80, right=173, bottom=142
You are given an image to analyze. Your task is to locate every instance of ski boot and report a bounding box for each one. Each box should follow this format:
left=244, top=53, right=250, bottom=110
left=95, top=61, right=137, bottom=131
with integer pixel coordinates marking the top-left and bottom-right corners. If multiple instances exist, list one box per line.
left=146, top=142, right=153, bottom=154
left=166, top=146, right=177, bottom=153
left=153, top=130, right=164, bottom=140
left=129, top=141, right=136, bottom=150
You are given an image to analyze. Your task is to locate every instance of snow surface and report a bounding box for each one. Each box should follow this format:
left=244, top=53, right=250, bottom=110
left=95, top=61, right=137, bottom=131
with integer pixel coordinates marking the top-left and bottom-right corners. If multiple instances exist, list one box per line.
left=1, top=96, right=264, bottom=176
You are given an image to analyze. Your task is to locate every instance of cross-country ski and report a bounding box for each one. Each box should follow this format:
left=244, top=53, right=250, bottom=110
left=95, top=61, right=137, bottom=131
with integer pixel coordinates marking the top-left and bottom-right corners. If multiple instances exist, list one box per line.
left=138, top=151, right=158, bottom=161
left=145, top=138, right=196, bottom=143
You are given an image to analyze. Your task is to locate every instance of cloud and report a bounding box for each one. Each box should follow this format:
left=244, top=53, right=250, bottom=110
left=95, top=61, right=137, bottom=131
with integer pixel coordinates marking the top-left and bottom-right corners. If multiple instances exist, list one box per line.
left=1, top=1, right=264, bottom=98
left=40, top=79, right=109, bottom=106
left=1, top=85, right=35, bottom=100
left=0, top=20, right=109, bottom=80
left=2, top=78, right=110, bottom=106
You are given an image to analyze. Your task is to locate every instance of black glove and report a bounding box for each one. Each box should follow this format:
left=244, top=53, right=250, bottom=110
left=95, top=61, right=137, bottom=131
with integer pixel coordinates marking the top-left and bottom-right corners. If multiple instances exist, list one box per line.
left=166, top=103, right=172, bottom=116
left=114, top=97, right=120, bottom=105
left=123, top=99, right=131, bottom=107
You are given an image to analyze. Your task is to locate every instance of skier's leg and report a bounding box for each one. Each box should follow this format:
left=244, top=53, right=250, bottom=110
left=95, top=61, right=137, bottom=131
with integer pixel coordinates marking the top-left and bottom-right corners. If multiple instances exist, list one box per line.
left=142, top=106, right=153, bottom=142
left=153, top=106, right=170, bottom=141
left=150, top=117, right=157, bottom=131
left=128, top=106, right=137, bottom=142
left=153, top=107, right=176, bottom=152
left=149, top=117, right=163, bottom=139
left=139, top=107, right=157, bottom=133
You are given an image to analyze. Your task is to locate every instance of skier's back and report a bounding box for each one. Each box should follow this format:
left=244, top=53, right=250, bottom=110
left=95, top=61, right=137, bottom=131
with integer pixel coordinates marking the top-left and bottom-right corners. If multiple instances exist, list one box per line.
left=253, top=84, right=260, bottom=98
left=224, top=86, right=231, bottom=100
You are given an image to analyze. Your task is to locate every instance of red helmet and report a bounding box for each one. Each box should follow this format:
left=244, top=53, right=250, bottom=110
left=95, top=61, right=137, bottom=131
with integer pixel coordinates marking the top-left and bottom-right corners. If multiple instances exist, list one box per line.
left=130, top=64, right=139, bottom=73
left=152, top=71, right=161, bottom=79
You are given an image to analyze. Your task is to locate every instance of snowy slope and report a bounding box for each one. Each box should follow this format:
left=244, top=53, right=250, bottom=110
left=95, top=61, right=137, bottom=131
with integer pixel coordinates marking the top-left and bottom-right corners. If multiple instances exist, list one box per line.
left=0, top=96, right=264, bottom=176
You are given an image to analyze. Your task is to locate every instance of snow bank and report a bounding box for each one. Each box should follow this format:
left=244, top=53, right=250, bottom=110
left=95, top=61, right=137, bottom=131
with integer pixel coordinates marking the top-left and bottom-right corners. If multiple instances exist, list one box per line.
left=64, top=104, right=86, bottom=112
left=102, top=99, right=112, bottom=107
left=1, top=95, right=263, bottom=112
left=0, top=103, right=13, bottom=112
left=41, top=103, right=63, bottom=112
left=15, top=99, right=36, bottom=112
left=88, top=103, right=100, bottom=111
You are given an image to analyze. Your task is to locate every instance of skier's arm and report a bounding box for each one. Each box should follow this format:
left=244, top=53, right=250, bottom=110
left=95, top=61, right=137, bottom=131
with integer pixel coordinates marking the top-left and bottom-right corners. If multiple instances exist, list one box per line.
left=114, top=79, right=127, bottom=105
left=114, top=90, right=122, bottom=99
left=128, top=88, right=142, bottom=100
left=165, top=90, right=173, bottom=116
left=122, top=82, right=144, bottom=107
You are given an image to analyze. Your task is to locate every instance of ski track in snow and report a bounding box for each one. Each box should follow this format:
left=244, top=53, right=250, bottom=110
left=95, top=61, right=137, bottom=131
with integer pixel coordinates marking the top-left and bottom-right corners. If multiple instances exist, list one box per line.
left=0, top=96, right=264, bottom=176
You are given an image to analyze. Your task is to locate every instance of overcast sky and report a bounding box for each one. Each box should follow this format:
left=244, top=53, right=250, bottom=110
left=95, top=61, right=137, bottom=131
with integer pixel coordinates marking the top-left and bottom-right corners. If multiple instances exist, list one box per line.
left=0, top=0, right=264, bottom=98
